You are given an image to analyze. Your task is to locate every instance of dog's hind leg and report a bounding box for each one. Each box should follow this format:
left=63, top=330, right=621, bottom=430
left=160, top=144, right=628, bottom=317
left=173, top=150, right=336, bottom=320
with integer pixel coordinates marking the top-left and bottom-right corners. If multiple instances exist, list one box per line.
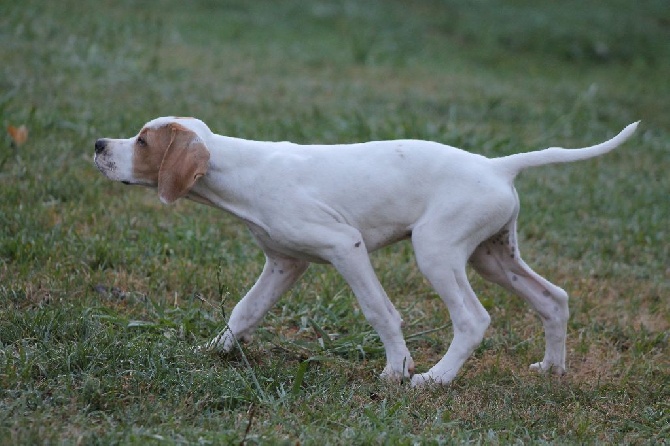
left=469, top=219, right=568, bottom=375
left=410, top=228, right=492, bottom=386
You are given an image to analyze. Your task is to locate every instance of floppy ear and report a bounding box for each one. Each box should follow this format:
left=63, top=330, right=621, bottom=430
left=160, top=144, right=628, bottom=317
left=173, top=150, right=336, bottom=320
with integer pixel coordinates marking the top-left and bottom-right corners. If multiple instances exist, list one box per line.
left=158, top=123, right=210, bottom=204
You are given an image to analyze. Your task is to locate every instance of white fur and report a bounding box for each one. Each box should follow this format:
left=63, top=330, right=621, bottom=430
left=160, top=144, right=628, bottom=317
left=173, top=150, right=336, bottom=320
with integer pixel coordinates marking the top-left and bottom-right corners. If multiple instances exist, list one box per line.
left=95, top=117, right=638, bottom=386
left=93, top=138, right=135, bottom=183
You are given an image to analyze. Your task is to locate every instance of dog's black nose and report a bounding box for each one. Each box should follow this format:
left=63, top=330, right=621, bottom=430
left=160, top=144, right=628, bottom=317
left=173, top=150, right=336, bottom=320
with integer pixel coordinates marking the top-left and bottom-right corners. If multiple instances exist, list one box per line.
left=94, top=139, right=107, bottom=154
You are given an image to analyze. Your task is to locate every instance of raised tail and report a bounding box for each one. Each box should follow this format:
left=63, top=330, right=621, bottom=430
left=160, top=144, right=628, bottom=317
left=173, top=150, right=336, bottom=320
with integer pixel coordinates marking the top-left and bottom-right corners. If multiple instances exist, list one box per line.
left=493, top=122, right=639, bottom=178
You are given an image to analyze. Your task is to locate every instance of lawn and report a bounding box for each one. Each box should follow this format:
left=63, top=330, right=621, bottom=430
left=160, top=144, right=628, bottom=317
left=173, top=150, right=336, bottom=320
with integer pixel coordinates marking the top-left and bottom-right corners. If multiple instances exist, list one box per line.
left=1, top=0, right=668, bottom=444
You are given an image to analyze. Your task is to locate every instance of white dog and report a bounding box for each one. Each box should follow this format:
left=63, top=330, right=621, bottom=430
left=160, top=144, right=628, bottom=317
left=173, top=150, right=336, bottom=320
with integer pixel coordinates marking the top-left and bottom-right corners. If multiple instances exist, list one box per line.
left=94, top=117, right=638, bottom=386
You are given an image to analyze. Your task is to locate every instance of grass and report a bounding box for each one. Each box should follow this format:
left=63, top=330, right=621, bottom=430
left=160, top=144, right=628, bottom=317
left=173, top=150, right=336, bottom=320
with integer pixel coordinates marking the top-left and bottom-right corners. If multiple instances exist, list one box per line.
left=1, top=0, right=668, bottom=443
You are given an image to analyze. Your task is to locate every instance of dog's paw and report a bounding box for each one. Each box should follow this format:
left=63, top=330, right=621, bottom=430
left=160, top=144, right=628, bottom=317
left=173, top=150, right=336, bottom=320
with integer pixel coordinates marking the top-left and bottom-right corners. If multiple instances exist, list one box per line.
left=196, top=329, right=242, bottom=354
left=380, top=356, right=415, bottom=383
left=410, top=372, right=454, bottom=387
left=529, top=361, right=566, bottom=375
left=410, top=373, right=433, bottom=387
left=194, top=340, right=229, bottom=354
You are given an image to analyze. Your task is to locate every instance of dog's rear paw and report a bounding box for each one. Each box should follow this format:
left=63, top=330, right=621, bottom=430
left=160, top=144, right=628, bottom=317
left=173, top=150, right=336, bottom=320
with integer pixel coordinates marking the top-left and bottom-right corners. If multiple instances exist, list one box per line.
left=529, top=361, right=566, bottom=375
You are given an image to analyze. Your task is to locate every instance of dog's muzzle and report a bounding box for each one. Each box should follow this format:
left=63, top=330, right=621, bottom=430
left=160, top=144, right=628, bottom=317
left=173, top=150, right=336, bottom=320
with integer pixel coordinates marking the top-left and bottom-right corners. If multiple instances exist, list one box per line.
left=94, top=139, right=107, bottom=155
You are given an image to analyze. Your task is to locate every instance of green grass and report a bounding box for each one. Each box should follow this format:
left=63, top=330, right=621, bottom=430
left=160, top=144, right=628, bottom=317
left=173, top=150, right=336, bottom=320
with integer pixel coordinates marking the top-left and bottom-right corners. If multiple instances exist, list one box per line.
left=1, top=0, right=668, bottom=444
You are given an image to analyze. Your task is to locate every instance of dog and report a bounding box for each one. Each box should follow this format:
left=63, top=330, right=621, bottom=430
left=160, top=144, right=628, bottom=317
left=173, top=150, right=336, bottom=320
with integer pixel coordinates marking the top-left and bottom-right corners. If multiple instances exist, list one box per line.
left=94, top=117, right=638, bottom=386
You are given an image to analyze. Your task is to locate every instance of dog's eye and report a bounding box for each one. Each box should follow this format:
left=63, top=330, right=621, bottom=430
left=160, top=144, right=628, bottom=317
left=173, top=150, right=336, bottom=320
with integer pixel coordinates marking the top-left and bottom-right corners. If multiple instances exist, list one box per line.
left=136, top=136, right=147, bottom=147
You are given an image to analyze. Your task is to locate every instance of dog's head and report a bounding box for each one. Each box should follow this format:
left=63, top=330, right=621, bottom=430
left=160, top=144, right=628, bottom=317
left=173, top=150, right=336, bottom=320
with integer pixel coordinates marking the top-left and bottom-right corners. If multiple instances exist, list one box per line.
left=94, top=117, right=211, bottom=204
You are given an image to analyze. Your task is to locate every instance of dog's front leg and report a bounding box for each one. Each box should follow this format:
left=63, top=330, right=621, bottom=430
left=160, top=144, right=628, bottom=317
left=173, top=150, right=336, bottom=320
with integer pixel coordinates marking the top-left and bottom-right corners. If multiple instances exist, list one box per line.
left=325, top=236, right=414, bottom=381
left=203, top=254, right=308, bottom=352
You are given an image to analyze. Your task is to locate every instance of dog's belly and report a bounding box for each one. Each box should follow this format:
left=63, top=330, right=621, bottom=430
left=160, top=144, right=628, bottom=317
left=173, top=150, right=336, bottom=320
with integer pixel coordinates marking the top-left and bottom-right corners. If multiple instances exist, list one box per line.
left=358, top=224, right=413, bottom=252
left=246, top=219, right=412, bottom=264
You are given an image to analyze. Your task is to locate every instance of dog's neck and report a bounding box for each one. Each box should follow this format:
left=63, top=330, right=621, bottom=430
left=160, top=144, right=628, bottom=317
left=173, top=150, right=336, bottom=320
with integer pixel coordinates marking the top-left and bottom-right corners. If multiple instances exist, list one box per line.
left=186, top=133, right=275, bottom=228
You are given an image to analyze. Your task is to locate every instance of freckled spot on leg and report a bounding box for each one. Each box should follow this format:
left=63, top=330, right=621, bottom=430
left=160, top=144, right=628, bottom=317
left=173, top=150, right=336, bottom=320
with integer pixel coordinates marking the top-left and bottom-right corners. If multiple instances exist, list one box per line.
left=512, top=275, right=518, bottom=281
left=543, top=290, right=551, bottom=297
left=354, top=241, right=361, bottom=248
left=279, top=270, right=284, bottom=274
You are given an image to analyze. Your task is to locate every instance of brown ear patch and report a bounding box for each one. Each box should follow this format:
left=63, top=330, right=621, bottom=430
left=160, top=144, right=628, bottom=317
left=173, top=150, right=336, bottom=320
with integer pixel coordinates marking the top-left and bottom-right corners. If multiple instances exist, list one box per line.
left=157, top=123, right=210, bottom=204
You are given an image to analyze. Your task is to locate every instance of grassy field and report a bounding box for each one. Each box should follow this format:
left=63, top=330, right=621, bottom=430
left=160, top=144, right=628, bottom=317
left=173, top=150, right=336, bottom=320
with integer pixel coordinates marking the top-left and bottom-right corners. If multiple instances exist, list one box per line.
left=1, top=0, right=668, bottom=444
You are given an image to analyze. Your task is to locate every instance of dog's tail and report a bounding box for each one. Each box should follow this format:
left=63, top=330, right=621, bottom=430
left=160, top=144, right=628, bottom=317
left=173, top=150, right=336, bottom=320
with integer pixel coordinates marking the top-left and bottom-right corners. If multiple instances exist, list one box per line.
left=493, top=122, right=639, bottom=178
